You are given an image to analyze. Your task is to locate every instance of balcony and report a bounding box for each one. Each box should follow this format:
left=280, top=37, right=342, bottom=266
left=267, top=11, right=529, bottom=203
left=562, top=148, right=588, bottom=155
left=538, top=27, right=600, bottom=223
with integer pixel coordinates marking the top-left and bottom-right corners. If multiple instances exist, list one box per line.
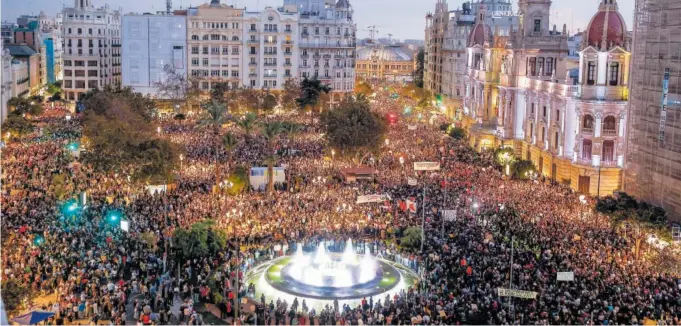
left=248, top=39, right=260, bottom=44
left=264, top=28, right=278, bottom=33
left=264, top=39, right=277, bottom=44
left=602, top=129, right=618, bottom=136
left=264, top=63, right=277, bottom=67
left=576, top=157, right=592, bottom=166
left=299, top=42, right=355, bottom=48
left=249, top=28, right=258, bottom=33
left=263, top=74, right=277, bottom=78
left=283, top=63, right=292, bottom=67
left=284, top=29, right=292, bottom=33
left=301, top=32, right=309, bottom=37
left=301, top=54, right=309, bottom=59
left=264, top=51, right=277, bottom=55
left=283, top=40, right=294, bottom=45
left=249, top=73, right=257, bottom=77
left=601, top=160, right=618, bottom=167
left=284, top=73, right=292, bottom=77
left=284, top=52, right=293, bottom=56
left=249, top=62, right=257, bottom=66
left=581, top=127, right=594, bottom=135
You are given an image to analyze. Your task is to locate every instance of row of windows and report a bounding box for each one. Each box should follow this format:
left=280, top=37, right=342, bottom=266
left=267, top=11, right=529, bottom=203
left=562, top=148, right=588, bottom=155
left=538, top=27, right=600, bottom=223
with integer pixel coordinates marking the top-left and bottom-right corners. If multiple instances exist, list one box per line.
left=527, top=57, right=555, bottom=77
left=191, top=70, right=240, bottom=77
left=191, top=21, right=240, bottom=29
left=356, top=64, right=413, bottom=70
left=190, top=34, right=240, bottom=41
left=302, top=26, right=350, bottom=36
left=63, top=69, right=99, bottom=77
left=63, top=79, right=99, bottom=89
left=65, top=27, right=119, bottom=37
left=586, top=62, right=621, bottom=86
left=64, top=60, right=99, bottom=67
left=191, top=46, right=240, bottom=55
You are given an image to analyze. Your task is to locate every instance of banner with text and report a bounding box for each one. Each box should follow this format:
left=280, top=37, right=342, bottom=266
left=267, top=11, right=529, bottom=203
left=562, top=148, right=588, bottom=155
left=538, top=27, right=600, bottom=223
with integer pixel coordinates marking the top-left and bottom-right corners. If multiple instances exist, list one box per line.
left=357, top=194, right=391, bottom=204
left=557, top=272, right=574, bottom=281
left=497, top=288, right=538, bottom=299
left=414, top=162, right=441, bottom=171
left=443, top=210, right=457, bottom=221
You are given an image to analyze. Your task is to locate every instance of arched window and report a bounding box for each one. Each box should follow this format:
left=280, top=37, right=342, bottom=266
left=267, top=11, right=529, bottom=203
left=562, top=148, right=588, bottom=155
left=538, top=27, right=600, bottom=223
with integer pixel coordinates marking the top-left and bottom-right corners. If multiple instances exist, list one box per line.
left=582, top=115, right=594, bottom=131
left=202, top=35, right=209, bottom=40
left=191, top=35, right=199, bottom=40
left=603, top=116, right=617, bottom=135
left=582, top=139, right=592, bottom=159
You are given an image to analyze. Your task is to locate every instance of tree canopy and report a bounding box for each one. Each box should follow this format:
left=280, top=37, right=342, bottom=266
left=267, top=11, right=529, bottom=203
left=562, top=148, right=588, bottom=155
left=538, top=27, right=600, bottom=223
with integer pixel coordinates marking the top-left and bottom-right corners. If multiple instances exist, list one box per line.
left=7, top=97, right=43, bottom=116
left=413, top=47, right=425, bottom=88
left=296, top=77, right=331, bottom=114
left=80, top=87, right=180, bottom=182
left=2, top=115, right=35, bottom=138
left=173, top=220, right=227, bottom=261
left=321, top=95, right=387, bottom=157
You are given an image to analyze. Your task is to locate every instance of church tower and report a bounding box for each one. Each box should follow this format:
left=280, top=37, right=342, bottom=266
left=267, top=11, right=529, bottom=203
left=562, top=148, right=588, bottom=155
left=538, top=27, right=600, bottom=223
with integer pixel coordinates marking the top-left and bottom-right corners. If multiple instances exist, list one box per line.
left=518, top=0, right=551, bottom=36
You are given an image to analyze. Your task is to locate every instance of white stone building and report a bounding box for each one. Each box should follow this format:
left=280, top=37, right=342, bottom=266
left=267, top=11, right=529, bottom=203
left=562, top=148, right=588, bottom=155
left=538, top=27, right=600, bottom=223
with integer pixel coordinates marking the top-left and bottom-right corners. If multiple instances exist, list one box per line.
left=61, top=0, right=121, bottom=102
left=186, top=0, right=245, bottom=91
left=242, top=7, right=299, bottom=89
left=121, top=14, right=187, bottom=97
left=284, top=0, right=356, bottom=102
left=1, top=49, right=12, bottom=125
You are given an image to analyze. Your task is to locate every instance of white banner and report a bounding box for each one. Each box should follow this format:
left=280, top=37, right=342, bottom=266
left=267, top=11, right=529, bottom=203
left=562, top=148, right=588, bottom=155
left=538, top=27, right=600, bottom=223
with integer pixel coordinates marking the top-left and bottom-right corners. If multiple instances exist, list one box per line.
left=414, top=162, right=441, bottom=171
left=407, top=177, right=417, bottom=186
left=356, top=194, right=391, bottom=204
left=443, top=210, right=457, bottom=221
left=556, top=272, right=574, bottom=281
left=497, top=288, right=538, bottom=299
left=408, top=124, right=418, bottom=130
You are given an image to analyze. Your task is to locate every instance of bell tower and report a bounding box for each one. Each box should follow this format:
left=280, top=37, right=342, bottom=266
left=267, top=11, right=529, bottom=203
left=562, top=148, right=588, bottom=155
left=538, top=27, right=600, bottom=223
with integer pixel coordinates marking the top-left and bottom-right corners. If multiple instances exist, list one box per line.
left=518, top=0, right=552, bottom=36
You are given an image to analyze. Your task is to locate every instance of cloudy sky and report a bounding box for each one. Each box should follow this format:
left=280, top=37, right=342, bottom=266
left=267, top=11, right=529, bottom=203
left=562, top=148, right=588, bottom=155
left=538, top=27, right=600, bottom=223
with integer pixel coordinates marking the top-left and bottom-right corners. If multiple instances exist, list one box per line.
left=2, top=0, right=634, bottom=40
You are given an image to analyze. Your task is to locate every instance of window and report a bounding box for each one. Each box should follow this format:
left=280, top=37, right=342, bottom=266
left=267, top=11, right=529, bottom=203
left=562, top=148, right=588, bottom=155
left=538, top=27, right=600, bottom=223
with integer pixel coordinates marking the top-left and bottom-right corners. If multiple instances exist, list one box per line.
left=88, top=60, right=98, bottom=66
left=64, top=70, right=72, bottom=77
left=556, top=110, right=560, bottom=122
left=582, top=115, right=594, bottom=131
left=202, top=58, right=209, bottom=66
left=533, top=19, right=541, bottom=32
left=554, top=131, right=559, bottom=149
left=88, top=70, right=98, bottom=77
left=538, top=57, right=544, bottom=76
left=603, top=116, right=617, bottom=134
left=546, top=58, right=553, bottom=76
left=587, top=62, right=596, bottom=85
left=75, top=70, right=85, bottom=77
left=543, top=106, right=547, bottom=118
left=232, top=71, right=239, bottom=77
left=531, top=103, right=535, bottom=114
left=192, top=58, right=199, bottom=66
left=191, top=47, right=199, bottom=54
left=529, top=57, right=536, bottom=76
left=203, top=46, right=209, bottom=54
left=582, top=139, right=592, bottom=159
left=609, top=62, right=619, bottom=86
left=602, top=140, right=614, bottom=161
left=203, top=35, right=209, bottom=40
left=87, top=80, right=97, bottom=89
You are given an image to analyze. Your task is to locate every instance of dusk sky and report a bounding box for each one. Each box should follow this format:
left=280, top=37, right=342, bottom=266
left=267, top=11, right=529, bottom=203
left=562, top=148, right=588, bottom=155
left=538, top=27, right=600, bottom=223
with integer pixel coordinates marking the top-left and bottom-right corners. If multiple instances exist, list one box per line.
left=1, top=0, right=634, bottom=40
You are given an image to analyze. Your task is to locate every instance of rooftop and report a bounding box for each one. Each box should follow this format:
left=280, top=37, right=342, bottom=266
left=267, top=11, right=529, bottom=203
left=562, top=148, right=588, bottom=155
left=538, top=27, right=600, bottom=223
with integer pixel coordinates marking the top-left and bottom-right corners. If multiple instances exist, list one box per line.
left=5, top=44, right=37, bottom=56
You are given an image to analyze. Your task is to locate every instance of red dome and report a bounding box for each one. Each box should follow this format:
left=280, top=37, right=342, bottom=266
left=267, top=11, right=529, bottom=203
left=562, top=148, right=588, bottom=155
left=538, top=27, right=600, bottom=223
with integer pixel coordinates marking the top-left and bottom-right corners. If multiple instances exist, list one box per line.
left=468, top=23, right=491, bottom=47
left=586, top=9, right=626, bottom=49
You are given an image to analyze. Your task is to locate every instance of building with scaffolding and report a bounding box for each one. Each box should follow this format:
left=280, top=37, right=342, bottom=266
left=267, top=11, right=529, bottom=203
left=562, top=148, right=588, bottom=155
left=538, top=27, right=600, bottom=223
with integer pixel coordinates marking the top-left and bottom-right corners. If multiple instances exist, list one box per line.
left=624, top=0, right=681, bottom=221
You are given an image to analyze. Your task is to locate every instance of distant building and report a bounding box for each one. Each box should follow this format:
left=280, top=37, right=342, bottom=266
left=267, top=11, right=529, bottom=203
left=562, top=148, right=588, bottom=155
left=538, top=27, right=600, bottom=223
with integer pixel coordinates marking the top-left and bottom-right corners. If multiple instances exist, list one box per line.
left=285, top=0, right=357, bottom=103
left=1, top=49, right=13, bottom=124
left=10, top=58, right=30, bottom=99
left=1, top=22, right=17, bottom=44
left=355, top=44, right=415, bottom=82
left=121, top=13, right=187, bottom=97
left=5, top=44, right=41, bottom=96
left=61, top=0, right=122, bottom=102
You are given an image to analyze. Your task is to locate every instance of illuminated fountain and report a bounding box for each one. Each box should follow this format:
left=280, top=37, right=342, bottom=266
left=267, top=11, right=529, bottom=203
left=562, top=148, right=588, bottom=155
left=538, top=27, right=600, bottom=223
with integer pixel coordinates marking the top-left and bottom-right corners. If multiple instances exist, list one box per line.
left=263, top=238, right=411, bottom=300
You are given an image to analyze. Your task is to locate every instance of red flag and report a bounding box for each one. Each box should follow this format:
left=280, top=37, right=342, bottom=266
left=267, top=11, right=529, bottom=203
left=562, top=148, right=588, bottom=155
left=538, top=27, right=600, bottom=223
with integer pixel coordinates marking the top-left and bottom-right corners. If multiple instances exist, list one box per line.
left=398, top=200, right=407, bottom=212
left=406, top=197, right=417, bottom=213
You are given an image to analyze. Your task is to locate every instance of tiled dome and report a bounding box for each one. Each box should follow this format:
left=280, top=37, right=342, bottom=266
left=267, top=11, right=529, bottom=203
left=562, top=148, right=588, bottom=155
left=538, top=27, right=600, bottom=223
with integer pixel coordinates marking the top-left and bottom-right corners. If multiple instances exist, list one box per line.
left=585, top=0, right=627, bottom=49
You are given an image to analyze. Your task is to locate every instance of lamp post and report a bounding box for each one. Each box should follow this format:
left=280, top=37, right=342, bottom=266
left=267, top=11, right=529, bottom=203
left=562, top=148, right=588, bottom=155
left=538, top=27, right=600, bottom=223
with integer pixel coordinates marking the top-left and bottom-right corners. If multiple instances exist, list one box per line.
left=331, top=149, right=336, bottom=160
left=579, top=195, right=587, bottom=221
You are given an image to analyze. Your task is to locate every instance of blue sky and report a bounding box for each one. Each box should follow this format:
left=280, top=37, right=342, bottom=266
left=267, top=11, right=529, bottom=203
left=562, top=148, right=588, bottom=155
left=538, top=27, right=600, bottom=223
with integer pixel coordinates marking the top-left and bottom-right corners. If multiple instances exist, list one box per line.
left=1, top=0, right=634, bottom=40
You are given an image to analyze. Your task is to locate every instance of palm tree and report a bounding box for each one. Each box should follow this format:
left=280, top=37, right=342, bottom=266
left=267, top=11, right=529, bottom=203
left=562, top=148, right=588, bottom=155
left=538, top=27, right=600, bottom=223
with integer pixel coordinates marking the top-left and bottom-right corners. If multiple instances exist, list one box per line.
left=282, top=121, right=303, bottom=143
left=296, top=77, right=331, bottom=123
left=222, top=132, right=239, bottom=176
left=235, top=112, right=258, bottom=143
left=261, top=121, right=285, bottom=194
left=198, top=99, right=229, bottom=188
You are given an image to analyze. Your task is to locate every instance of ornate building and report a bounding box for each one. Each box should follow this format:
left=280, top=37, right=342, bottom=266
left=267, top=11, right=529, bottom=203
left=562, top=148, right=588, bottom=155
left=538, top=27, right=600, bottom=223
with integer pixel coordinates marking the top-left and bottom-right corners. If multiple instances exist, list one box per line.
left=61, top=0, right=122, bottom=102
left=355, top=44, right=415, bottom=82
left=462, top=0, right=631, bottom=196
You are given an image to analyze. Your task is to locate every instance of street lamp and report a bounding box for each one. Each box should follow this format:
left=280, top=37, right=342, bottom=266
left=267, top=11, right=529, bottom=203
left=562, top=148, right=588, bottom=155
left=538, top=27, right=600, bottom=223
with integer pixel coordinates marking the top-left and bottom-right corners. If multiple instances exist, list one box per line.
left=579, top=195, right=587, bottom=221
left=331, top=149, right=335, bottom=160
left=385, top=139, right=390, bottom=146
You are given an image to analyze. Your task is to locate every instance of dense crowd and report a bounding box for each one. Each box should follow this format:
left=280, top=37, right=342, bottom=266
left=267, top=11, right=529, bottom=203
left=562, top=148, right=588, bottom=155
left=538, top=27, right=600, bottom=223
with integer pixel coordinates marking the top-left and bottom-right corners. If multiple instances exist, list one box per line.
left=1, top=84, right=680, bottom=326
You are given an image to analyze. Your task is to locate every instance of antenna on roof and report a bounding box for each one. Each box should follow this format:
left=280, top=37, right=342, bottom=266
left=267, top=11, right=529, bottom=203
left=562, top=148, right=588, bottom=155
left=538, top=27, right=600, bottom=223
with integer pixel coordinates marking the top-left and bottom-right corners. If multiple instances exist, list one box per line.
left=166, top=0, right=172, bottom=13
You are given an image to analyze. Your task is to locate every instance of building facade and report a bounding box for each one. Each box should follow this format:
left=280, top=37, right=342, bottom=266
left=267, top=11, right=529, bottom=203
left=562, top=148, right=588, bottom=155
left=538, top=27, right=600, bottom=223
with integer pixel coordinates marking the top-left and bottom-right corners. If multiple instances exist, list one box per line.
left=355, top=44, right=415, bottom=81
left=461, top=0, right=630, bottom=196
left=242, top=7, right=299, bottom=89
left=121, top=14, right=187, bottom=97
left=285, top=0, right=357, bottom=102
left=10, top=58, right=30, bottom=99
left=625, top=0, right=681, bottom=221
left=187, top=0, right=245, bottom=91
left=425, top=0, right=517, bottom=114
left=1, top=49, right=12, bottom=124
left=1, top=22, right=17, bottom=44
left=6, top=44, right=41, bottom=96
left=62, top=0, right=122, bottom=102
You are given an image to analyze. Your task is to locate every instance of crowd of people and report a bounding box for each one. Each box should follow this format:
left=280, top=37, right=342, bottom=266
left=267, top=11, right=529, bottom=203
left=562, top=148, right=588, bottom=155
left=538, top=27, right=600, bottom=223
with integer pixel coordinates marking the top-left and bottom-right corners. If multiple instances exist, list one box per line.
left=1, top=82, right=680, bottom=325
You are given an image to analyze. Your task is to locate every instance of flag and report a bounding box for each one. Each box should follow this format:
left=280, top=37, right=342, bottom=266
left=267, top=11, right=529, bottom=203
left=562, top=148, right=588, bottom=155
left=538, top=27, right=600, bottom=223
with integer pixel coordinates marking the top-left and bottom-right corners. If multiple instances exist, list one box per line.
left=406, top=197, right=417, bottom=213
left=398, top=200, right=407, bottom=212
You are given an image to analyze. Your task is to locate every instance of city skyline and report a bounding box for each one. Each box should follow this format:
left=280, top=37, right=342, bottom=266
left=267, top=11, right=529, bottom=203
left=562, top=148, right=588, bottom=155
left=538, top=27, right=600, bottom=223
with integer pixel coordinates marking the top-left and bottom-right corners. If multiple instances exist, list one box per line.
left=1, top=0, right=634, bottom=41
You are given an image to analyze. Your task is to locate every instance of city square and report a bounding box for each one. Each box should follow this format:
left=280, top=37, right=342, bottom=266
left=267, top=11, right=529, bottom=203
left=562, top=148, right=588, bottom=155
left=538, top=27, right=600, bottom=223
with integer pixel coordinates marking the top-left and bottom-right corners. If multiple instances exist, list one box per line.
left=1, top=0, right=681, bottom=325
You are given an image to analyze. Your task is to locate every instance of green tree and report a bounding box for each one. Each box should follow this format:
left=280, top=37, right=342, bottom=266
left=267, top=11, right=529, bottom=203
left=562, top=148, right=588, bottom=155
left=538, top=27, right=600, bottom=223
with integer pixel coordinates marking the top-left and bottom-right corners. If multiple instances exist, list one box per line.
left=173, top=220, right=227, bottom=261
left=222, top=132, right=240, bottom=175
left=354, top=80, right=373, bottom=97
left=80, top=87, right=179, bottom=181
left=261, top=121, right=285, bottom=195
left=52, top=174, right=69, bottom=200
left=2, top=115, right=34, bottom=138
left=199, top=100, right=230, bottom=187
left=235, top=112, right=259, bottom=143
left=494, top=147, right=515, bottom=172
left=225, top=165, right=249, bottom=195
left=281, top=121, right=303, bottom=143
left=262, top=92, right=278, bottom=114
left=413, top=47, right=425, bottom=88
left=448, top=127, right=467, bottom=140
left=400, top=227, right=422, bottom=249
left=510, top=160, right=536, bottom=180
left=7, top=96, right=43, bottom=116
left=280, top=79, right=301, bottom=111
left=322, top=95, right=387, bottom=159
left=1, top=278, right=30, bottom=316
left=296, top=77, right=331, bottom=122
